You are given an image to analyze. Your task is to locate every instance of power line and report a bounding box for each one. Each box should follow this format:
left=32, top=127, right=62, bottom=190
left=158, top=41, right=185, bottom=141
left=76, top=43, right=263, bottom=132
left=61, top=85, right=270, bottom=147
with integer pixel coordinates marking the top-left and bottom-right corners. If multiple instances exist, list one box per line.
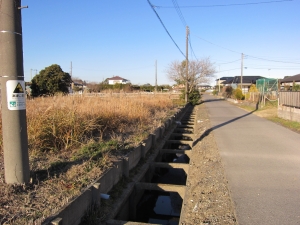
left=171, top=0, right=187, bottom=27
left=147, top=0, right=185, bottom=58
left=193, top=34, right=241, bottom=54
left=218, top=59, right=241, bottom=64
left=193, top=33, right=300, bottom=66
left=170, top=0, right=198, bottom=60
left=188, top=33, right=198, bottom=61
left=155, top=0, right=293, bottom=8
left=245, top=66, right=300, bottom=70
left=215, top=68, right=241, bottom=73
left=245, top=55, right=300, bottom=64
left=244, top=62, right=300, bottom=68
left=151, top=0, right=297, bottom=66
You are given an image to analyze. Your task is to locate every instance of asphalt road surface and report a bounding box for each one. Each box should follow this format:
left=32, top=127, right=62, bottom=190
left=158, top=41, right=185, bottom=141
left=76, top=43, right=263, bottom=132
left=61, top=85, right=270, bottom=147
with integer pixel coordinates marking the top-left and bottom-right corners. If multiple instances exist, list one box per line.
left=202, top=94, right=300, bottom=225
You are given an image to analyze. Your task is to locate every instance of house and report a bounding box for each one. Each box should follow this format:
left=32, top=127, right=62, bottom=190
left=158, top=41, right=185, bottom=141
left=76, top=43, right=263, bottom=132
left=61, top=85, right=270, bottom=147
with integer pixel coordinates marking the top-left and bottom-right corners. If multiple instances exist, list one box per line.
left=70, top=79, right=86, bottom=93
left=172, top=84, right=185, bottom=92
left=198, top=84, right=212, bottom=90
left=106, top=76, right=130, bottom=85
left=230, top=76, right=265, bottom=93
left=279, top=74, right=300, bottom=90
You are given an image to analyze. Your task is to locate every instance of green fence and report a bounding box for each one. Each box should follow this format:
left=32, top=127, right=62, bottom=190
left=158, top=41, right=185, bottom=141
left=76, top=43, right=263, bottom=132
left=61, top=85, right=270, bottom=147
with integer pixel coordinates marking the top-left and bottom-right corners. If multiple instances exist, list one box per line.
left=256, top=78, right=279, bottom=100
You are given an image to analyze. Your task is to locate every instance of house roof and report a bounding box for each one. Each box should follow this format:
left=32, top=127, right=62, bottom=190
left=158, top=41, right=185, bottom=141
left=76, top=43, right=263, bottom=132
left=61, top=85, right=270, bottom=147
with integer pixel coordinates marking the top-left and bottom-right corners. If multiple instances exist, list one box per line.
left=232, top=76, right=265, bottom=84
left=215, top=77, right=233, bottom=81
left=108, top=76, right=127, bottom=81
left=280, top=74, right=300, bottom=83
left=222, top=78, right=234, bottom=84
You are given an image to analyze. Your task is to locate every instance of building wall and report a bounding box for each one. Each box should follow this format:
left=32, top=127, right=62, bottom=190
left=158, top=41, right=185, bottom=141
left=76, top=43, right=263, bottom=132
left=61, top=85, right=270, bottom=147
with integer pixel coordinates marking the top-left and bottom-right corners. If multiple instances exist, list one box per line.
left=108, top=80, right=122, bottom=85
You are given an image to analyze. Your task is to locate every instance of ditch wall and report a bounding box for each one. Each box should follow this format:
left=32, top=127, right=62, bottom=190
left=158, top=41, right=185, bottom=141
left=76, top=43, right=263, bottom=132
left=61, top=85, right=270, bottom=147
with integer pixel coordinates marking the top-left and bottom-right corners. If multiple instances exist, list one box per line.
left=43, top=104, right=190, bottom=225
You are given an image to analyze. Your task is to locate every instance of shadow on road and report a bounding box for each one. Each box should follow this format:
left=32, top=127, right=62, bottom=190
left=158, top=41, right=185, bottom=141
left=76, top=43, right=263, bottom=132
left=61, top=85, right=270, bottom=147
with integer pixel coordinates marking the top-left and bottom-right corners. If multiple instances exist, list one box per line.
left=200, top=98, right=225, bottom=104
left=193, top=109, right=256, bottom=147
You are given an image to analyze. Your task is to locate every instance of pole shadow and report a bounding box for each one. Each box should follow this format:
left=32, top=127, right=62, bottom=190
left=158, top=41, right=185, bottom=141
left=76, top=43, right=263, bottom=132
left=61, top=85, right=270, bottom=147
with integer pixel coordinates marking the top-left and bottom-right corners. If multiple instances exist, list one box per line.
left=193, top=110, right=257, bottom=147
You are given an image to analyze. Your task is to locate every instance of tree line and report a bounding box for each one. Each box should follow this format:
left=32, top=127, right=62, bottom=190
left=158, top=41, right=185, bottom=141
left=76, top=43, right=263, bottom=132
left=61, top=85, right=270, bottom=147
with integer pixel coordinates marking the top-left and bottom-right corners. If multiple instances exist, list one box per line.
left=29, top=58, right=215, bottom=104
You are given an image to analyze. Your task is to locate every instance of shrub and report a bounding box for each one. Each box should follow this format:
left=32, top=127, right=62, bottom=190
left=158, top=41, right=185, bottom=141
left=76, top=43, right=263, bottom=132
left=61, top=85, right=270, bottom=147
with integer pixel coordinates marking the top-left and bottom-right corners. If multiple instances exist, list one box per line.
left=249, top=84, right=259, bottom=92
left=188, top=90, right=201, bottom=105
left=179, top=89, right=201, bottom=105
left=224, top=86, right=233, bottom=98
left=234, top=88, right=245, bottom=100
left=292, top=83, right=300, bottom=91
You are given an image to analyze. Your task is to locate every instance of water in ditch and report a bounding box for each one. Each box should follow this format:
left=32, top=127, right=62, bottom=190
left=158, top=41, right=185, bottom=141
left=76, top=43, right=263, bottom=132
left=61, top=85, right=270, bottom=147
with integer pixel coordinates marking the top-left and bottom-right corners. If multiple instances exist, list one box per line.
left=136, top=190, right=182, bottom=225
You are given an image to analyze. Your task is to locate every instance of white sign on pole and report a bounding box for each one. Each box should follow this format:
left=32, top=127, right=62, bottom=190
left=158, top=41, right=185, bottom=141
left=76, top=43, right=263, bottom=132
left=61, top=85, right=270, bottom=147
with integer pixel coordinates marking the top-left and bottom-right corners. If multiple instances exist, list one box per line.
left=6, top=80, right=26, bottom=110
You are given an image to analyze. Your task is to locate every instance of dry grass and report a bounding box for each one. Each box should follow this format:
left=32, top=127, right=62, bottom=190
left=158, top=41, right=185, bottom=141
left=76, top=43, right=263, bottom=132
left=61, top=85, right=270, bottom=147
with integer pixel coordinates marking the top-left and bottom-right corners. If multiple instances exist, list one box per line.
left=238, top=100, right=300, bottom=133
left=0, top=94, right=182, bottom=224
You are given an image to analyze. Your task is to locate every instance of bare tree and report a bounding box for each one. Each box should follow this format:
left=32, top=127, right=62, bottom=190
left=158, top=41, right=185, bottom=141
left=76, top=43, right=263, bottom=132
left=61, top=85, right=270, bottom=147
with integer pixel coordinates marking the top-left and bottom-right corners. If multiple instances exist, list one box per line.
left=167, top=58, right=216, bottom=94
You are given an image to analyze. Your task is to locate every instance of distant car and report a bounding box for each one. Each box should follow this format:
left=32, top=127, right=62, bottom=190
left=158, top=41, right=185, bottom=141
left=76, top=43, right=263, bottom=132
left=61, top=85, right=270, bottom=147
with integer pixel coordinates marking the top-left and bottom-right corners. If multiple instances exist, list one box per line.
left=205, top=89, right=213, bottom=93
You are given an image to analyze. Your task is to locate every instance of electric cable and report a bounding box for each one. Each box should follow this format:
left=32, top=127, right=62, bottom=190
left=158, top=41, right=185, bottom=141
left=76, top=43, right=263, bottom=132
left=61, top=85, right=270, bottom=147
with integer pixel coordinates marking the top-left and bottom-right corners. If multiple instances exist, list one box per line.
left=245, top=55, right=300, bottom=64
left=171, top=0, right=198, bottom=60
left=147, top=0, right=186, bottom=58
left=218, top=59, right=241, bottom=64
left=155, top=0, right=293, bottom=8
left=171, top=0, right=187, bottom=27
left=188, top=33, right=198, bottom=61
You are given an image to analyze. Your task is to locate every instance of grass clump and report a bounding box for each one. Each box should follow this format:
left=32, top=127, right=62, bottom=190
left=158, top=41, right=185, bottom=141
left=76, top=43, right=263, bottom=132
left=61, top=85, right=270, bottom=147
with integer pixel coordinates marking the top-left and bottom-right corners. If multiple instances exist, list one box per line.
left=268, top=117, right=300, bottom=133
left=72, top=140, right=118, bottom=161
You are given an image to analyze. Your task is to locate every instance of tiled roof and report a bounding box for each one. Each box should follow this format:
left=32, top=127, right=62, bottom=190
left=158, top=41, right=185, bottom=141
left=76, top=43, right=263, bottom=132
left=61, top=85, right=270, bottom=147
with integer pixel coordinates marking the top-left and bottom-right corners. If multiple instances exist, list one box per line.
left=108, top=76, right=126, bottom=80
left=216, top=77, right=233, bottom=81
left=280, top=74, right=300, bottom=83
left=232, top=76, right=265, bottom=84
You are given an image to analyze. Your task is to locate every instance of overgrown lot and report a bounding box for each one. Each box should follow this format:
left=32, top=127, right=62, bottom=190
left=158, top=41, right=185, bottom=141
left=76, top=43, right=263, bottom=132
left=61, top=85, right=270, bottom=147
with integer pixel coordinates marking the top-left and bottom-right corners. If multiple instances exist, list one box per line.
left=0, top=94, right=182, bottom=225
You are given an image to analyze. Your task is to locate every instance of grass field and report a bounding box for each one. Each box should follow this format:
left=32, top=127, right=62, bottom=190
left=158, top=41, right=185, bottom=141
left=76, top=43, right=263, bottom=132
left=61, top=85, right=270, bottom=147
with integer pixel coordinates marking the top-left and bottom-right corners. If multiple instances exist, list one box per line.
left=0, top=94, right=183, bottom=224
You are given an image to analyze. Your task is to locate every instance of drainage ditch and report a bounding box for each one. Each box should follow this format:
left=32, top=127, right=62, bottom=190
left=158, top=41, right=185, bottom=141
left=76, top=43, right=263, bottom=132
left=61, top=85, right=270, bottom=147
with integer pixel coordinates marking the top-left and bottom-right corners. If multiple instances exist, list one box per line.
left=103, top=107, right=195, bottom=225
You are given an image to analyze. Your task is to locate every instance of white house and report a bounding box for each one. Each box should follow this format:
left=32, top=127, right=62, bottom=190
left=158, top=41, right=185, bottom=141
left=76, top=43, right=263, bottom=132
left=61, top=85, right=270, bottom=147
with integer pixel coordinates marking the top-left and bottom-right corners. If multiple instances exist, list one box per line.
left=107, top=76, right=130, bottom=85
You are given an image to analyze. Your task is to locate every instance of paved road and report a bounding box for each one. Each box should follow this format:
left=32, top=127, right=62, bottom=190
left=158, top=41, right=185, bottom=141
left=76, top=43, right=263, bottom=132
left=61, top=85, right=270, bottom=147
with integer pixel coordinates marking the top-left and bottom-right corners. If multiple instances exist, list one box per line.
left=202, top=94, right=300, bottom=225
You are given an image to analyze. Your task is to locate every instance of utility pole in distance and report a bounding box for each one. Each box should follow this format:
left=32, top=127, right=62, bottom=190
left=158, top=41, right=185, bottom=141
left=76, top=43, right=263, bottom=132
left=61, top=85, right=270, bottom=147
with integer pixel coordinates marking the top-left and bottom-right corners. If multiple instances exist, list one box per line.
left=0, top=0, right=30, bottom=184
left=155, top=60, right=157, bottom=92
left=241, top=53, right=244, bottom=93
left=185, top=26, right=189, bottom=103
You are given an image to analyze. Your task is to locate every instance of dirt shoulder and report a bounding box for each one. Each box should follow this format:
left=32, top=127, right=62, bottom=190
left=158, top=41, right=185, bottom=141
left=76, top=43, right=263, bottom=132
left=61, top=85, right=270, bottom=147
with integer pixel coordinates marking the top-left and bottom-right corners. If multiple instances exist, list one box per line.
left=180, top=103, right=237, bottom=225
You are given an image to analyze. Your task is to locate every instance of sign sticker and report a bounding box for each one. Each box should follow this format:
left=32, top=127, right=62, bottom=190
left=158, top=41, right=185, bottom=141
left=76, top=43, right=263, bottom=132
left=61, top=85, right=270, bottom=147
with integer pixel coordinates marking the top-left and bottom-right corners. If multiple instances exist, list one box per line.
left=6, top=80, right=26, bottom=110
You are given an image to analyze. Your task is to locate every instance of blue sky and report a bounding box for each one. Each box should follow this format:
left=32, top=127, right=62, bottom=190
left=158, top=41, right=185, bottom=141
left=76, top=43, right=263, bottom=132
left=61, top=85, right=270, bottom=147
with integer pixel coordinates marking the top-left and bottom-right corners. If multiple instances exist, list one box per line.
left=21, top=0, right=300, bottom=86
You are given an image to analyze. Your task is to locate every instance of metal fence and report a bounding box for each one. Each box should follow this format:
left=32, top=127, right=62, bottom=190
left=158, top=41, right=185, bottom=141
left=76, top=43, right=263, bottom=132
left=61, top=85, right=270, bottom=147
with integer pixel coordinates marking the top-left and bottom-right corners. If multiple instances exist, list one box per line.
left=279, top=91, right=300, bottom=108
left=256, top=78, right=278, bottom=100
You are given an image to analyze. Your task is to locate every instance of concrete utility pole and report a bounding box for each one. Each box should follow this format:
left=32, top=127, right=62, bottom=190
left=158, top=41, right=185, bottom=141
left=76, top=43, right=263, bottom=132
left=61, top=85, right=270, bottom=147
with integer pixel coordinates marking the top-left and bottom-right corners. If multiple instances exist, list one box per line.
left=0, top=0, right=30, bottom=184
left=155, top=60, right=157, bottom=92
left=241, top=53, right=244, bottom=93
left=185, top=26, right=189, bottom=103
left=30, top=69, right=37, bottom=80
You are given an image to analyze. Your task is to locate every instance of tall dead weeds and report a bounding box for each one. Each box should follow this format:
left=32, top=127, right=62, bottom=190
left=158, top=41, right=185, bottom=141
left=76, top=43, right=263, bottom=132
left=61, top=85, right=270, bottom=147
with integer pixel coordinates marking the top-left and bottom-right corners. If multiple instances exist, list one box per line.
left=0, top=94, right=181, bottom=224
